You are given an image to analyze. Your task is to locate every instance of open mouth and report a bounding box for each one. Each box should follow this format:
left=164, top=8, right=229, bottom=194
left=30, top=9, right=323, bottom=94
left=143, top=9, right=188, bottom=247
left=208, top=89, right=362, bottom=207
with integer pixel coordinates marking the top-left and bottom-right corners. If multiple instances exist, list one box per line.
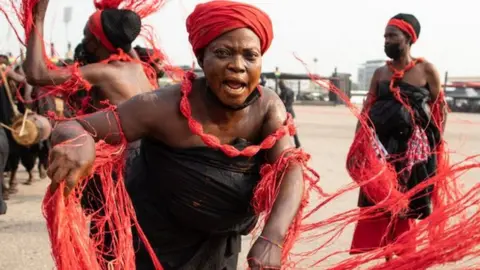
left=223, top=80, right=247, bottom=94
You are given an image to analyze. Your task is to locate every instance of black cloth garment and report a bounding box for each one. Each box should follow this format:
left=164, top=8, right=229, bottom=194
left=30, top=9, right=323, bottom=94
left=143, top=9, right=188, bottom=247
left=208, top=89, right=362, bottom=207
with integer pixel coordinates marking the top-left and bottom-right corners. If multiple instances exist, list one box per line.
left=4, top=85, right=43, bottom=174
left=358, top=81, right=440, bottom=220
left=128, top=138, right=265, bottom=270
left=0, top=127, right=9, bottom=214
left=0, top=84, right=14, bottom=126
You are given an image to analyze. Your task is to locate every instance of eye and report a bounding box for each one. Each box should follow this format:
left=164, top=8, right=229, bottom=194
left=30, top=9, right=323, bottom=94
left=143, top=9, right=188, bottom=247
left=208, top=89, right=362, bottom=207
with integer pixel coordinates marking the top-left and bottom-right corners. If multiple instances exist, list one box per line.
left=244, top=51, right=259, bottom=61
left=214, top=49, right=230, bottom=58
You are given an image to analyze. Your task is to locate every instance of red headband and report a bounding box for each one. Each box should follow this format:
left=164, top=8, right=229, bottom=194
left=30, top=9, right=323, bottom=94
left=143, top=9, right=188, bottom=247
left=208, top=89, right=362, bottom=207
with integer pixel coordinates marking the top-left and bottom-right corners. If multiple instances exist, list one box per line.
left=387, top=18, right=418, bottom=44
left=88, top=10, right=116, bottom=52
left=186, top=1, right=273, bottom=56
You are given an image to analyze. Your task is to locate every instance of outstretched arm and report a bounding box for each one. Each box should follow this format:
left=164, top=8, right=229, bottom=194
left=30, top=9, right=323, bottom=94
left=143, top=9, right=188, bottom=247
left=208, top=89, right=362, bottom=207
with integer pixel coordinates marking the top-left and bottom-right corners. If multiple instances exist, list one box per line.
left=51, top=90, right=161, bottom=147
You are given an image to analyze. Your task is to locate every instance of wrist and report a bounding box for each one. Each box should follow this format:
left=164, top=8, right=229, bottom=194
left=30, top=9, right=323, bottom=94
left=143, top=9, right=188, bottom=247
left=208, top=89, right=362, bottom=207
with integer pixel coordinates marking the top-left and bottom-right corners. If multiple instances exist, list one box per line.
left=261, top=225, right=286, bottom=244
left=34, top=16, right=45, bottom=25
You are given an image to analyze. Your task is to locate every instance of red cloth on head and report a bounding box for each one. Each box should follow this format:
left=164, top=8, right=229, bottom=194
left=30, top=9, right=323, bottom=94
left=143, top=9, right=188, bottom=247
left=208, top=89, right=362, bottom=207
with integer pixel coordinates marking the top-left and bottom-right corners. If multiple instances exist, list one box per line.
left=88, top=10, right=116, bottom=52
left=186, top=0, right=273, bottom=56
left=388, top=18, right=418, bottom=44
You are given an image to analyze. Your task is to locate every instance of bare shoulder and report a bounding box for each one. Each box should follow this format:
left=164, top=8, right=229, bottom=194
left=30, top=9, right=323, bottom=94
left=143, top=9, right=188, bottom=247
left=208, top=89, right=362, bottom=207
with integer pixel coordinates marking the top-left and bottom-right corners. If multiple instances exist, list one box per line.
left=375, top=65, right=388, bottom=76
left=259, top=87, right=287, bottom=122
left=261, top=86, right=284, bottom=109
left=420, top=60, right=439, bottom=75
left=133, top=83, right=181, bottom=110
left=117, top=83, right=182, bottom=139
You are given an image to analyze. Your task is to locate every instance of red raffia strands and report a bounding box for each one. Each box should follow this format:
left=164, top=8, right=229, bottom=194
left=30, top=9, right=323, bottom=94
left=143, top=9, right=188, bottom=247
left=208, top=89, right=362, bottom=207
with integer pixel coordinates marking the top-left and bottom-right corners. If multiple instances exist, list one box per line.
left=0, top=0, right=167, bottom=113
left=1, top=0, right=167, bottom=269
left=179, top=71, right=331, bottom=267
left=4, top=0, right=480, bottom=269
left=42, top=112, right=161, bottom=269
left=288, top=54, right=480, bottom=269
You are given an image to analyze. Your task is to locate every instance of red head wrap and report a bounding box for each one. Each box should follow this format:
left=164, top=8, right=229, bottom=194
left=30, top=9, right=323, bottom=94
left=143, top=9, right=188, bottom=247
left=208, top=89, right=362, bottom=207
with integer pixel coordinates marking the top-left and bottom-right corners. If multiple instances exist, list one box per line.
left=387, top=18, right=418, bottom=44
left=186, top=0, right=273, bottom=56
left=88, top=10, right=116, bottom=52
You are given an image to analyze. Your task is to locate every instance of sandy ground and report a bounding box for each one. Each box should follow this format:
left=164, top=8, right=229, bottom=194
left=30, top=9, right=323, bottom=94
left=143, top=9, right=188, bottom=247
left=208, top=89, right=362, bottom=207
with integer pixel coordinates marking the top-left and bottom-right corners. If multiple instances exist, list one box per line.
left=1, top=105, right=479, bottom=270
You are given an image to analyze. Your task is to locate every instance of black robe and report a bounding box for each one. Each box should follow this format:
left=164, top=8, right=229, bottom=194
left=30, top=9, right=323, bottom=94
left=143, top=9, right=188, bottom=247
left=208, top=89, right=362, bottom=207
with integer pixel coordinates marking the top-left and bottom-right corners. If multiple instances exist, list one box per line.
left=358, top=81, right=441, bottom=220
left=129, top=138, right=264, bottom=270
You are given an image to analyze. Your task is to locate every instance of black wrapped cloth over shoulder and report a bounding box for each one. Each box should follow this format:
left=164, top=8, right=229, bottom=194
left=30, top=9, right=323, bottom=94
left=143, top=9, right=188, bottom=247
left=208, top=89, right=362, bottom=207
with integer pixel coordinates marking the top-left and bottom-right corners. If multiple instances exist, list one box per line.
left=359, top=81, right=441, bottom=220
left=127, top=137, right=265, bottom=270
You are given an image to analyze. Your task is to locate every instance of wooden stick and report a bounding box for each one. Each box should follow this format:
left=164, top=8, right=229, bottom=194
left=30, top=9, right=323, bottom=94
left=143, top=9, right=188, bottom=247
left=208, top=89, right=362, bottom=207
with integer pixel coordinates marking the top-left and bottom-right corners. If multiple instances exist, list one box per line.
left=0, top=123, right=18, bottom=134
left=19, top=108, right=30, bottom=136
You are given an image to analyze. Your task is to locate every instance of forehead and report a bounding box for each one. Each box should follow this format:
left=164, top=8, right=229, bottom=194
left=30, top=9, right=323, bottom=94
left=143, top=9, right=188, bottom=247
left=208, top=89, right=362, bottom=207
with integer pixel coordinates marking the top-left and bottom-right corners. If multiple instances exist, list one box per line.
left=384, top=25, right=404, bottom=36
left=208, top=28, right=261, bottom=49
left=83, top=24, right=94, bottom=38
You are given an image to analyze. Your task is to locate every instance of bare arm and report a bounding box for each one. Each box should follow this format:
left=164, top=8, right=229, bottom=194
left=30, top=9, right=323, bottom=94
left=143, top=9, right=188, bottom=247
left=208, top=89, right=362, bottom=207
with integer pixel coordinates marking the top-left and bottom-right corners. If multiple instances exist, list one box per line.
left=6, top=69, right=26, bottom=84
left=51, top=91, right=161, bottom=147
left=425, top=62, right=447, bottom=131
left=259, top=92, right=304, bottom=243
left=355, top=67, right=380, bottom=132
left=23, top=3, right=114, bottom=87
left=13, top=66, right=33, bottom=104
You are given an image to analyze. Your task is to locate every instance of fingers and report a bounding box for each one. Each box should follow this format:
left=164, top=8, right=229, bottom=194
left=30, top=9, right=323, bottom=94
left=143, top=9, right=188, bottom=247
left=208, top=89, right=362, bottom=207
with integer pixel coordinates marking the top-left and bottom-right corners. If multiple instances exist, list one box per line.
left=47, top=155, right=63, bottom=194
left=63, top=169, right=82, bottom=197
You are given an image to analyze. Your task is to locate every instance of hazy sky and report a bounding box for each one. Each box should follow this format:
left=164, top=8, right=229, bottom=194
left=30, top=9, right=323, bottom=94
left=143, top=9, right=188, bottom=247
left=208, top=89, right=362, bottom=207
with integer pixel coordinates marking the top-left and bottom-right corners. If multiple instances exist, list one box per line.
left=1, top=0, right=479, bottom=82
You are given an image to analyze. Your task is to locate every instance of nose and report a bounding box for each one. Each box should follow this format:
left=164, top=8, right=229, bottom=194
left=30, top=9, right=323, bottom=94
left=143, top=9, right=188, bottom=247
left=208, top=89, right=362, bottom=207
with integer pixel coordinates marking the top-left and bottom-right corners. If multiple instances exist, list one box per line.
left=384, top=36, right=394, bottom=45
left=227, top=55, right=246, bottom=73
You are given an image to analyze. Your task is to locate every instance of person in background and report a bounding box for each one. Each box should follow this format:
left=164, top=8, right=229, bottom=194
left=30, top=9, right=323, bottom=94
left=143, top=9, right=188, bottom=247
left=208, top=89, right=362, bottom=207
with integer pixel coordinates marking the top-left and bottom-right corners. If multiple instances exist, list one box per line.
left=279, top=79, right=301, bottom=148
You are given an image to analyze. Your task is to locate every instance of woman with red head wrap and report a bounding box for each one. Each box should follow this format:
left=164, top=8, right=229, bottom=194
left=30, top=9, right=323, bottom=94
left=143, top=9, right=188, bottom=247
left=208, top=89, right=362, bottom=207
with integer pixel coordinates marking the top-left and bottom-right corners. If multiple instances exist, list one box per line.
left=347, top=13, right=450, bottom=261
left=46, top=1, right=315, bottom=269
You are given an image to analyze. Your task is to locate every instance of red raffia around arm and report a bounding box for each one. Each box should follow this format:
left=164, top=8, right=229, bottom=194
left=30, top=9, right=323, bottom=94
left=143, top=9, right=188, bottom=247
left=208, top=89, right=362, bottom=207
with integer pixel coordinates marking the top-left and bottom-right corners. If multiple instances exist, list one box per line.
left=42, top=106, right=163, bottom=270
left=251, top=148, right=327, bottom=265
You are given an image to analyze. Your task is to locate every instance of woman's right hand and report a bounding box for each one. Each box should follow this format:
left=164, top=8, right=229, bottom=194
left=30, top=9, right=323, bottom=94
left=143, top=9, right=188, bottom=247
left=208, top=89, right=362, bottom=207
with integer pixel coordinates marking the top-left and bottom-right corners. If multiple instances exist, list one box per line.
left=47, top=133, right=96, bottom=196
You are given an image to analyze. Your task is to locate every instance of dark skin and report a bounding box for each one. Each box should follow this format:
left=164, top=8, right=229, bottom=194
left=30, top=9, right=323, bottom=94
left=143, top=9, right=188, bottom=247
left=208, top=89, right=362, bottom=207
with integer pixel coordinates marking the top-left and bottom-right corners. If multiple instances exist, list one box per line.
left=47, top=28, right=304, bottom=269
left=355, top=25, right=446, bottom=262
left=356, top=25, right=446, bottom=133
left=23, top=0, right=153, bottom=106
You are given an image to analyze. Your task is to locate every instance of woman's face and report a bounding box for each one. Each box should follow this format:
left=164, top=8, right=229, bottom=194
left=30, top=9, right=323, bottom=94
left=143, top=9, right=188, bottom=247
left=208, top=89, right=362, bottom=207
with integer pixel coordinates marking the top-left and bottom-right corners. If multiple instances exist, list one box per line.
left=201, top=28, right=262, bottom=108
left=80, top=25, right=101, bottom=63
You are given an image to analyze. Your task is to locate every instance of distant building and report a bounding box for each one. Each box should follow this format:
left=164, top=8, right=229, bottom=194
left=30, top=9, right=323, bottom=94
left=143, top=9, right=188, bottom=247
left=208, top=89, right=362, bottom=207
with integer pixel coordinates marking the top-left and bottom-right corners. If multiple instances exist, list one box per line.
left=447, top=76, right=480, bottom=83
left=357, top=59, right=385, bottom=90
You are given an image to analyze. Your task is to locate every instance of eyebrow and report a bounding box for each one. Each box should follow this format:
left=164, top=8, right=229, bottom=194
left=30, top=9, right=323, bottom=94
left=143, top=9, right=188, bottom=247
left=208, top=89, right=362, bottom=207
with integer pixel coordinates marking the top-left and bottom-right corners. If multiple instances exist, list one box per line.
left=212, top=43, right=260, bottom=52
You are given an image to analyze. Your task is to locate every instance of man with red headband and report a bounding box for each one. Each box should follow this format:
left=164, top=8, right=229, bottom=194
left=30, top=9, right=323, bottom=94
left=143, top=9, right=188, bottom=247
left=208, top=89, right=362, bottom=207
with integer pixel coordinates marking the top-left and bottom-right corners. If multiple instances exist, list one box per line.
left=349, top=13, right=446, bottom=261
left=46, top=1, right=305, bottom=269
left=23, top=0, right=154, bottom=108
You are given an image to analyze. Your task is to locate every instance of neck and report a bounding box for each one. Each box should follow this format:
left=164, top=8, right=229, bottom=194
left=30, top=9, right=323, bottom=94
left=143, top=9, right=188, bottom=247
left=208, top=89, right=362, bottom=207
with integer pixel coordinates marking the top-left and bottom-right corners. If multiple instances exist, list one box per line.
left=392, top=54, right=413, bottom=69
left=197, top=80, right=246, bottom=123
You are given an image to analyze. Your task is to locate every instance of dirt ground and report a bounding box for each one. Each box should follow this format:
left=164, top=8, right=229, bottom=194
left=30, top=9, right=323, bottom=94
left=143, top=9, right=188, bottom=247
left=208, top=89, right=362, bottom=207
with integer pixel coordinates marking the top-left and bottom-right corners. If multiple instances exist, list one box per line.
left=1, top=105, right=479, bottom=270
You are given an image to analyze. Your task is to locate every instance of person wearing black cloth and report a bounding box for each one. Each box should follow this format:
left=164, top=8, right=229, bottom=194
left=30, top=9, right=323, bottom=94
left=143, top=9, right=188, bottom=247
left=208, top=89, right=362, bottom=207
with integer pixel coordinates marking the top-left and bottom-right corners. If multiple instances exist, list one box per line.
left=23, top=2, right=155, bottom=266
left=350, top=13, right=446, bottom=261
left=23, top=3, right=154, bottom=107
left=279, top=80, right=300, bottom=148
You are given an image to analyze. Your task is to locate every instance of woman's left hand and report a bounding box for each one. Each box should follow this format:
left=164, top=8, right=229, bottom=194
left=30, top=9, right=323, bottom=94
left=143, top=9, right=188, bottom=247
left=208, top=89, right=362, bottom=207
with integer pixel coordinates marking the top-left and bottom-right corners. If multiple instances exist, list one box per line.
left=247, top=236, right=282, bottom=269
